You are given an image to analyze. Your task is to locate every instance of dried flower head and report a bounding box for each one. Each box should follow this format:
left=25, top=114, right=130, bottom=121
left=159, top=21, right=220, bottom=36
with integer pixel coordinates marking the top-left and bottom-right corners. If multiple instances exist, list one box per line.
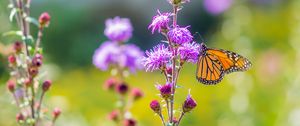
left=115, top=82, right=129, bottom=95
left=167, top=26, right=193, bottom=45
left=148, top=10, right=171, bottom=34
left=39, top=12, right=51, bottom=27
left=150, top=100, right=161, bottom=114
left=52, top=107, right=61, bottom=119
left=16, top=113, right=25, bottom=122
left=104, top=17, right=133, bottom=42
left=156, top=83, right=172, bottom=99
left=8, top=55, right=16, bottom=65
left=131, top=88, right=144, bottom=100
left=142, top=44, right=172, bottom=72
left=178, top=42, right=200, bottom=64
left=123, top=118, right=137, bottom=126
left=107, top=110, right=119, bottom=122
left=42, top=80, right=52, bottom=92
left=13, top=41, right=23, bottom=53
left=103, top=77, right=118, bottom=90
left=182, top=94, right=197, bottom=113
left=7, top=80, right=16, bottom=93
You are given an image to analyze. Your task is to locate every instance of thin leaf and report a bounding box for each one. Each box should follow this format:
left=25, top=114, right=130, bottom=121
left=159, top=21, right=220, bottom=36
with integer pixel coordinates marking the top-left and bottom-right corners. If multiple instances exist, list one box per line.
left=9, top=8, right=17, bottom=22
left=2, top=30, right=23, bottom=37
left=25, top=17, right=39, bottom=27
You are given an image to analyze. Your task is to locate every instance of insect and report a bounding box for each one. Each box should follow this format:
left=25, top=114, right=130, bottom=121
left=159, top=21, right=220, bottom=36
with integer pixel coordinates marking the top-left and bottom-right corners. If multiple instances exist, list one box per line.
left=196, top=43, right=251, bottom=85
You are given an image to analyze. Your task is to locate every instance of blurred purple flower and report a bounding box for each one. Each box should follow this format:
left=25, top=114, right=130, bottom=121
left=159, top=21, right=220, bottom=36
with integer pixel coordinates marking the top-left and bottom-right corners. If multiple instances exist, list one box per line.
left=121, top=44, right=144, bottom=72
left=104, top=17, right=133, bottom=42
left=93, top=41, right=120, bottom=71
left=167, top=26, right=193, bottom=45
left=148, top=10, right=171, bottom=34
left=93, top=41, right=143, bottom=72
left=204, top=0, right=232, bottom=15
left=178, top=42, right=200, bottom=64
left=142, top=44, right=172, bottom=72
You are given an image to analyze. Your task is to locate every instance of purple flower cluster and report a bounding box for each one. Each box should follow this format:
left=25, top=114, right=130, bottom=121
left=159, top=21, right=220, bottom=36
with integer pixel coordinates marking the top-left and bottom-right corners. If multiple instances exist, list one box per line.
left=146, top=0, right=198, bottom=125
left=93, top=17, right=144, bottom=73
left=142, top=44, right=172, bottom=72
left=178, top=42, right=200, bottom=63
left=148, top=10, right=171, bottom=34
left=167, top=26, right=193, bottom=45
left=104, top=17, right=133, bottom=42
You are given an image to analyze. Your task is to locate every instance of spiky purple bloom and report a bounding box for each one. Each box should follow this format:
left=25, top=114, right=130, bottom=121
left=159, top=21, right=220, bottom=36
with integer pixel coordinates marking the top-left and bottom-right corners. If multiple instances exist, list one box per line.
left=93, top=41, right=143, bottom=72
left=142, top=44, right=172, bottom=72
left=148, top=10, right=171, bottom=34
left=167, top=26, right=193, bottom=45
left=104, top=17, right=133, bottom=42
left=182, top=94, right=197, bottom=113
left=204, top=0, right=232, bottom=15
left=178, top=42, right=200, bottom=63
left=156, top=83, right=173, bottom=99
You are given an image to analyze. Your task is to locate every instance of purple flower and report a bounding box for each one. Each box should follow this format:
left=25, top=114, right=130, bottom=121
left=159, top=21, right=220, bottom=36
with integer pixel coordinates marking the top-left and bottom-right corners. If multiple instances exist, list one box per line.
left=156, top=83, right=173, bottom=99
left=142, top=44, right=172, bottom=72
left=167, top=26, right=193, bottom=45
left=93, top=41, right=143, bottom=72
left=182, top=93, right=197, bottom=113
left=178, top=42, right=200, bottom=64
left=121, top=44, right=144, bottom=72
left=104, top=17, right=133, bottom=42
left=204, top=0, right=232, bottom=15
left=148, top=10, right=171, bottom=34
left=93, top=41, right=120, bottom=71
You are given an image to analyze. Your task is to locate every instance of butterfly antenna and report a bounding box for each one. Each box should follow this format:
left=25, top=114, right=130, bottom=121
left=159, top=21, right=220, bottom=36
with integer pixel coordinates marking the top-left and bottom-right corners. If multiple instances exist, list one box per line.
left=193, top=32, right=206, bottom=44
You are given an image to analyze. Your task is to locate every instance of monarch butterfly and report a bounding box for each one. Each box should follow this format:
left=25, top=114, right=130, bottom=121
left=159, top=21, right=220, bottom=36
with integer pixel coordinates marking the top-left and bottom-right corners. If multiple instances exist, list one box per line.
left=196, top=43, right=251, bottom=85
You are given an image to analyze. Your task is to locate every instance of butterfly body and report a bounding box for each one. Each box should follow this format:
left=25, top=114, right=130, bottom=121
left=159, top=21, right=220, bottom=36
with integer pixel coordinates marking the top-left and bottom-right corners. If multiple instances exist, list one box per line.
left=196, top=43, right=251, bottom=85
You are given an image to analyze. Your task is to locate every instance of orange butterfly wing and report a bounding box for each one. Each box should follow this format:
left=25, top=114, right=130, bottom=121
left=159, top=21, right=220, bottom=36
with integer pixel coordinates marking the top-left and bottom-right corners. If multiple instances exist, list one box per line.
left=196, top=53, right=225, bottom=85
left=196, top=43, right=251, bottom=85
left=207, top=49, right=251, bottom=74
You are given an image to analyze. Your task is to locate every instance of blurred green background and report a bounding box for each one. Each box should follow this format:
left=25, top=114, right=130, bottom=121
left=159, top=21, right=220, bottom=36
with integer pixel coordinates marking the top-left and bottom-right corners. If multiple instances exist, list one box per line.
left=1, top=0, right=300, bottom=126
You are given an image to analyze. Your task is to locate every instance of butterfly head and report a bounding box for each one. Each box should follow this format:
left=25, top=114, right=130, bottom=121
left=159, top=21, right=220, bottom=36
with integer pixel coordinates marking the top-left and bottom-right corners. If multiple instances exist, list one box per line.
left=199, top=43, right=207, bottom=56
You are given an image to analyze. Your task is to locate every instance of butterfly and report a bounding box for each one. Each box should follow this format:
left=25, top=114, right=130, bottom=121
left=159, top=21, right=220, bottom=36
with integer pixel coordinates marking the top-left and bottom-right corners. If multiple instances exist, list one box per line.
left=196, top=43, right=251, bottom=85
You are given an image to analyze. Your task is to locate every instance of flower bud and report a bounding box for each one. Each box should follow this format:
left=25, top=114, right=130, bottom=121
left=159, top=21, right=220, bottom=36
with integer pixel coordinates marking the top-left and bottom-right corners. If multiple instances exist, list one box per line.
left=123, top=118, right=136, bottom=126
left=29, top=67, right=39, bottom=77
left=34, top=54, right=43, bottom=60
left=32, top=57, right=43, bottom=67
left=107, top=110, right=119, bottom=122
left=8, top=55, right=16, bottom=65
left=24, top=78, right=33, bottom=87
left=52, top=107, right=61, bottom=119
left=131, top=88, right=143, bottom=100
left=13, top=41, right=23, bottom=53
left=182, top=94, right=197, bottom=113
left=156, top=83, right=172, bottom=99
left=42, top=80, right=52, bottom=92
left=39, top=12, right=51, bottom=27
left=115, top=82, right=129, bottom=95
left=172, top=117, right=178, bottom=125
left=7, top=80, right=16, bottom=92
left=103, top=78, right=118, bottom=90
left=16, top=113, right=25, bottom=122
left=150, top=100, right=161, bottom=114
